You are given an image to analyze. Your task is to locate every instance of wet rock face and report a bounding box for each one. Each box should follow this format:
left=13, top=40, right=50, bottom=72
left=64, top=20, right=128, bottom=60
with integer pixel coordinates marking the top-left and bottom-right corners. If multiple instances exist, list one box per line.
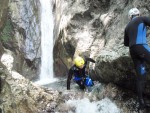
left=0, top=0, right=42, bottom=80
left=0, top=0, right=9, bottom=29
left=9, top=0, right=41, bottom=60
left=0, top=0, right=9, bottom=59
left=53, top=0, right=130, bottom=76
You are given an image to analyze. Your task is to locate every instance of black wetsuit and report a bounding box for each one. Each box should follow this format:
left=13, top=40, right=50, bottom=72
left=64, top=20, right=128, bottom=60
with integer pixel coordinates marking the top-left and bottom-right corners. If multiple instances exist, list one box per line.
left=67, top=58, right=95, bottom=90
left=124, top=16, right=150, bottom=107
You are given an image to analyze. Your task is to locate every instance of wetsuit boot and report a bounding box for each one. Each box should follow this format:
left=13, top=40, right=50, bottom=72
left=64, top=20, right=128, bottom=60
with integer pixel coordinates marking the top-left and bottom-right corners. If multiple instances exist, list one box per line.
left=138, top=98, right=146, bottom=110
left=138, top=98, right=150, bottom=110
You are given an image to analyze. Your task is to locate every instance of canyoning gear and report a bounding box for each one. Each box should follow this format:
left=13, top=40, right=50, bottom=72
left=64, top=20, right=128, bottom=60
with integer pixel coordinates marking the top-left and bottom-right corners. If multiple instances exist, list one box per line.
left=76, top=80, right=86, bottom=90
left=124, top=16, right=150, bottom=47
left=130, top=45, right=150, bottom=106
left=67, top=65, right=86, bottom=90
left=74, top=56, right=85, bottom=68
left=124, top=9, right=150, bottom=109
left=128, top=8, right=140, bottom=19
left=73, top=75, right=93, bottom=87
left=73, top=74, right=85, bottom=90
left=73, top=76, right=83, bottom=81
left=67, top=57, right=95, bottom=90
left=85, top=76, right=94, bottom=87
left=138, top=99, right=150, bottom=111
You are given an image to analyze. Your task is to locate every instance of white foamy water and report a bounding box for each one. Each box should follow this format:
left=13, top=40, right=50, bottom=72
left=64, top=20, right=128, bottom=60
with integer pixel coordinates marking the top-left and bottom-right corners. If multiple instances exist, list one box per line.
left=67, top=98, right=120, bottom=113
left=35, top=0, right=58, bottom=85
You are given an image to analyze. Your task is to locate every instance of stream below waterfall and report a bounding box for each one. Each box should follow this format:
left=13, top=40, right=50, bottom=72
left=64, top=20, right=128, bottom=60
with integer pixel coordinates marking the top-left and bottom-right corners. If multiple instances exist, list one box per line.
left=40, top=78, right=144, bottom=113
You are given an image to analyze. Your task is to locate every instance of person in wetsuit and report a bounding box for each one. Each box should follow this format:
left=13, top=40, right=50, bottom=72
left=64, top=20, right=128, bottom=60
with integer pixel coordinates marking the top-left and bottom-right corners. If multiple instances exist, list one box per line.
left=67, top=56, right=95, bottom=90
left=124, top=8, right=150, bottom=109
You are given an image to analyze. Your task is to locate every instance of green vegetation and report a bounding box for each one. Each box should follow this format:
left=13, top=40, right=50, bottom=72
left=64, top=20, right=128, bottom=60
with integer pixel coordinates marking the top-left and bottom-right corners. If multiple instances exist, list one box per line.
left=0, top=19, right=13, bottom=42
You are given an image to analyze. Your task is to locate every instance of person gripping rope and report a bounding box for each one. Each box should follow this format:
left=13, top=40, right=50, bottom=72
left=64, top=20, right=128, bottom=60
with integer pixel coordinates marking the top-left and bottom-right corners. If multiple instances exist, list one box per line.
left=124, top=8, right=150, bottom=110
left=67, top=56, right=95, bottom=90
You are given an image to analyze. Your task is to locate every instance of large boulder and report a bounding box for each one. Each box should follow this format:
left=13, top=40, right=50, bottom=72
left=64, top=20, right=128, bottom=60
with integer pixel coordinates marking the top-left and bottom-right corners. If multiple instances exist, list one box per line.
left=0, top=63, right=59, bottom=113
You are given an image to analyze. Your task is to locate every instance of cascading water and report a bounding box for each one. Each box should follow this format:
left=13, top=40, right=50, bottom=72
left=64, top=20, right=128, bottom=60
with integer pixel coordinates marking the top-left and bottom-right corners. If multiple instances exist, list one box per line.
left=36, top=0, right=57, bottom=85
left=67, top=98, right=120, bottom=113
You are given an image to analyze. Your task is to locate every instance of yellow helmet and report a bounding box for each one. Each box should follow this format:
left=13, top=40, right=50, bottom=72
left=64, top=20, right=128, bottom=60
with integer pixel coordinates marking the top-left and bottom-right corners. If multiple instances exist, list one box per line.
left=74, top=56, right=85, bottom=67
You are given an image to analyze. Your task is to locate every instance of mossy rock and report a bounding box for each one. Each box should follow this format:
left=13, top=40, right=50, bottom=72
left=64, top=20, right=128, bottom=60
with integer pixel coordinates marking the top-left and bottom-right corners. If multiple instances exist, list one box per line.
left=0, top=19, right=14, bottom=42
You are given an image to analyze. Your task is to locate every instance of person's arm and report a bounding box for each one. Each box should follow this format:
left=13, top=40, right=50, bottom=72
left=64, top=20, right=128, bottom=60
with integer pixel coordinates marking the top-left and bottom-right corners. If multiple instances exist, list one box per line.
left=67, top=67, right=74, bottom=90
left=84, top=57, right=95, bottom=75
left=85, top=58, right=95, bottom=64
left=124, top=28, right=129, bottom=47
left=143, top=16, right=150, bottom=26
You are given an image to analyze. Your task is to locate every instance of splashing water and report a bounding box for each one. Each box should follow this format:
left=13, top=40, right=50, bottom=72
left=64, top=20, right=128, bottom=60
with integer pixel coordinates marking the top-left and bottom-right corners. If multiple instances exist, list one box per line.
left=67, top=98, right=120, bottom=113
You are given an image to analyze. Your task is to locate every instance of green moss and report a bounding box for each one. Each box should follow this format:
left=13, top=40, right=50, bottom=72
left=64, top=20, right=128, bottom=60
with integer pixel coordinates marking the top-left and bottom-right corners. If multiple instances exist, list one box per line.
left=0, top=19, right=13, bottom=42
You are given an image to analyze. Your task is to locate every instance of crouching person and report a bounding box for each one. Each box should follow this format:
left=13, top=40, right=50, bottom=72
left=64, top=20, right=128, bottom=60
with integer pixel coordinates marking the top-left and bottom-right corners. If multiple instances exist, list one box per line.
left=67, top=56, right=95, bottom=90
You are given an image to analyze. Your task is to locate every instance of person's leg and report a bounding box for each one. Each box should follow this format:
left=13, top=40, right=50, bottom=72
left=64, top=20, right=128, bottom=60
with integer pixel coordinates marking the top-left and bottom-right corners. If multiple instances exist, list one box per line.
left=136, top=63, right=146, bottom=107
left=76, top=80, right=85, bottom=90
left=136, top=45, right=150, bottom=102
left=132, top=58, right=147, bottom=110
left=130, top=48, right=145, bottom=108
left=130, top=45, right=150, bottom=109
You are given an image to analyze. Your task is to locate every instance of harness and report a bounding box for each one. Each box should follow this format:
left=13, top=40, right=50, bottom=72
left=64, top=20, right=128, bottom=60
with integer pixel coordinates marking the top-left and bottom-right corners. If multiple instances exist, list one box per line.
left=73, top=76, right=82, bottom=81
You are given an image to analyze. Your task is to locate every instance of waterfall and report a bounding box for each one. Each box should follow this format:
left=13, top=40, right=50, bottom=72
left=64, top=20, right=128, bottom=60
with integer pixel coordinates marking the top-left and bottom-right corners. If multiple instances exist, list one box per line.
left=36, top=0, right=57, bottom=85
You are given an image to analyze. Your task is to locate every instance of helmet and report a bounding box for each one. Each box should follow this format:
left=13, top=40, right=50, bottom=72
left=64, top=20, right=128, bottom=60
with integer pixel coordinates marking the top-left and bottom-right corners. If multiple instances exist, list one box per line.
left=128, top=8, right=140, bottom=18
left=74, top=56, right=85, bottom=67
